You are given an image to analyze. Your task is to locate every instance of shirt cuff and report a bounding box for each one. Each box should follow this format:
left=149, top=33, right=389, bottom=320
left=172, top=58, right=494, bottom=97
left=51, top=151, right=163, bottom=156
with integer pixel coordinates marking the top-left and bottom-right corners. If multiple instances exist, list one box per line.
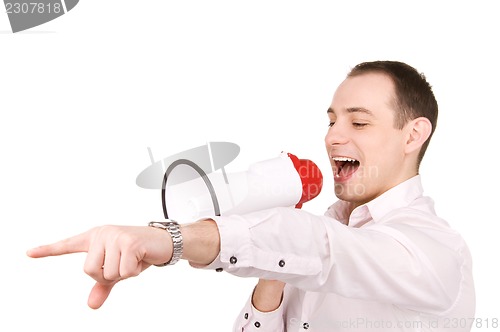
left=194, top=214, right=252, bottom=274
left=233, top=293, right=285, bottom=332
left=200, top=252, right=227, bottom=272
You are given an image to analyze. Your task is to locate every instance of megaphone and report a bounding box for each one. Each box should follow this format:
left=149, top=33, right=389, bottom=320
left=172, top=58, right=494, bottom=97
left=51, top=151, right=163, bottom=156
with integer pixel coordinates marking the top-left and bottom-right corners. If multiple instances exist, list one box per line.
left=160, top=151, right=323, bottom=222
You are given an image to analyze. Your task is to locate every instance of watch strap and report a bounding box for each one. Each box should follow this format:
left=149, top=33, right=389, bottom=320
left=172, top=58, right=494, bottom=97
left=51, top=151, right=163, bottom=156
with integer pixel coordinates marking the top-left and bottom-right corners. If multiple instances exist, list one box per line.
left=148, top=221, right=183, bottom=266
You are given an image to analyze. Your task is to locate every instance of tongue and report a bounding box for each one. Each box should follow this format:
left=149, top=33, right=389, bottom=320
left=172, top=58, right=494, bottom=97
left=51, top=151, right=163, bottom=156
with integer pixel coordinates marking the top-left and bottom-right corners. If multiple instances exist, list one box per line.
left=340, top=162, right=359, bottom=178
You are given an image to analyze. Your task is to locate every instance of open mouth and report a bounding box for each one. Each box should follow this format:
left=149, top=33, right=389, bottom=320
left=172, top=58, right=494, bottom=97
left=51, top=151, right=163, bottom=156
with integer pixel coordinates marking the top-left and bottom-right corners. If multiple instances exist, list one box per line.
left=332, top=156, right=360, bottom=180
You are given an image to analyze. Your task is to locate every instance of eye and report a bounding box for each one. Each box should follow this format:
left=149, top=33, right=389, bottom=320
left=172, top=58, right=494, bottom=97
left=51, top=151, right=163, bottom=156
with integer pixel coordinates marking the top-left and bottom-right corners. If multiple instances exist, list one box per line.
left=328, top=122, right=335, bottom=128
left=353, top=122, right=368, bottom=128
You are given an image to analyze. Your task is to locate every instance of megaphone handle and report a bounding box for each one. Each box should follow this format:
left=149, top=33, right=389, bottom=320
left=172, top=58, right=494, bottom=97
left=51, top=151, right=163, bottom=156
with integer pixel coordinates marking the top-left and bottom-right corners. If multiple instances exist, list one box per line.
left=161, top=159, right=221, bottom=219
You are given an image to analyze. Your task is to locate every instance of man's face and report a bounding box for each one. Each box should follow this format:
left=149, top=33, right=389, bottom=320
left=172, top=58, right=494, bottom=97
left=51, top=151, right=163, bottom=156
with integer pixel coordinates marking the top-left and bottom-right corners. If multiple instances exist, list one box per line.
left=325, top=72, right=410, bottom=207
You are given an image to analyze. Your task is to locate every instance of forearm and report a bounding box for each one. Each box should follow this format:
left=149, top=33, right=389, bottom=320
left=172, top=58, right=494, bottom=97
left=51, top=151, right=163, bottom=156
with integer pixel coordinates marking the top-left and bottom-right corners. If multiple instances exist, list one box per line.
left=181, top=219, right=285, bottom=312
left=181, top=219, right=220, bottom=267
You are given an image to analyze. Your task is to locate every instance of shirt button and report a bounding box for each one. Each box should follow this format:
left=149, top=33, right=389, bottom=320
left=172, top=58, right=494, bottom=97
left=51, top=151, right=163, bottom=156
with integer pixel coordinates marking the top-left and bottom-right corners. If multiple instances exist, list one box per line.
left=229, top=256, right=238, bottom=264
left=278, top=260, right=285, bottom=267
left=244, top=313, right=248, bottom=319
left=254, top=321, right=261, bottom=328
left=215, top=268, right=223, bottom=272
left=303, top=322, right=309, bottom=329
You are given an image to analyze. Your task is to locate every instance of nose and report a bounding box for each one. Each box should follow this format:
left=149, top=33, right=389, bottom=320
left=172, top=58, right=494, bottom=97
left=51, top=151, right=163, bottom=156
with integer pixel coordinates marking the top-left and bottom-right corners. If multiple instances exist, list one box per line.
left=325, top=122, right=349, bottom=146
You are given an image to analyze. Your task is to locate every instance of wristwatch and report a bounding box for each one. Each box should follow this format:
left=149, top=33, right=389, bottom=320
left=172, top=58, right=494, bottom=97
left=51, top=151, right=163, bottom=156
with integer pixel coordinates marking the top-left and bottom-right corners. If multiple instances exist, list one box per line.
left=148, top=220, right=183, bottom=266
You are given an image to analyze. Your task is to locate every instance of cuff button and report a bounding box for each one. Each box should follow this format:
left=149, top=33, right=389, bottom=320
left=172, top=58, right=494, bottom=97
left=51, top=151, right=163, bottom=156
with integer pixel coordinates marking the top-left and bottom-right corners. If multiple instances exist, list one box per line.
left=230, top=256, right=238, bottom=264
left=278, top=260, right=285, bottom=267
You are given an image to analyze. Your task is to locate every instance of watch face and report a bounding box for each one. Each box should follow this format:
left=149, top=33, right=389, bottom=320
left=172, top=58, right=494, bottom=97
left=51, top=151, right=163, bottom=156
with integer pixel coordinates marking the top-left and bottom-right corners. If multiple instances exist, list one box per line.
left=149, top=222, right=163, bottom=229
left=149, top=221, right=174, bottom=229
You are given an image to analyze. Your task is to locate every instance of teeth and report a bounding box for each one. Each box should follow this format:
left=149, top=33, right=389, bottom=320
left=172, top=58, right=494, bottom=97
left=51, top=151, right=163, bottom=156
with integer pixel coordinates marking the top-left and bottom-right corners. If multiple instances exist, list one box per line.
left=332, top=157, right=357, bottom=163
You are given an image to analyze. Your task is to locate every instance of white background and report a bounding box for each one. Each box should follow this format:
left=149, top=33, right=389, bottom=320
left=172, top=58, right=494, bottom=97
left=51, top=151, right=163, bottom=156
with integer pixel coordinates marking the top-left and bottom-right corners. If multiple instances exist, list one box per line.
left=1, top=1, right=498, bottom=331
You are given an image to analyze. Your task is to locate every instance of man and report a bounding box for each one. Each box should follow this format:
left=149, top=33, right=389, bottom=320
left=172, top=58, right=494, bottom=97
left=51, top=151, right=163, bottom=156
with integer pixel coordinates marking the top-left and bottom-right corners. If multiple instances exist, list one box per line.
left=28, top=61, right=475, bottom=331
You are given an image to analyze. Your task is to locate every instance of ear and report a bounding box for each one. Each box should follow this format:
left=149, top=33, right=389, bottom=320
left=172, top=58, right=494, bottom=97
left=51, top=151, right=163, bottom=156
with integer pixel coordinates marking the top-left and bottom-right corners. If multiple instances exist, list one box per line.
left=404, top=117, right=432, bottom=155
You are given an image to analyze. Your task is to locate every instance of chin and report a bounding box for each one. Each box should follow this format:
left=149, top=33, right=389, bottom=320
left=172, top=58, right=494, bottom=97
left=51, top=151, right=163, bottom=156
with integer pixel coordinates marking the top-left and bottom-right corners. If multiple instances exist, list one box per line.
left=334, top=183, right=361, bottom=200
left=334, top=181, right=374, bottom=204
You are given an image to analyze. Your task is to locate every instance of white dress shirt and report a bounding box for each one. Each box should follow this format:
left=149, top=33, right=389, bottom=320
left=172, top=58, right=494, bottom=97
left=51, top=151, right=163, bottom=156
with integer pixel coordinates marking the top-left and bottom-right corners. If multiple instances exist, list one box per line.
left=204, top=175, right=475, bottom=331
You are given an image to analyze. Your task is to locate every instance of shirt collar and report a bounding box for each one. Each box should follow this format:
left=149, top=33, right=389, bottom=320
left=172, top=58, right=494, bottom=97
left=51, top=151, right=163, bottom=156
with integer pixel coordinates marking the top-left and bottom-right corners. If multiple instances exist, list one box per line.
left=330, top=175, right=424, bottom=228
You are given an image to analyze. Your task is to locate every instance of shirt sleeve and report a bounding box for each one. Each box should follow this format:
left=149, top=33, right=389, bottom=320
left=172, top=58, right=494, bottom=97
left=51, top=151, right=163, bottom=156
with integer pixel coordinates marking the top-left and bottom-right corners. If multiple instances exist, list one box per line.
left=232, top=292, right=285, bottom=332
left=202, top=206, right=465, bottom=315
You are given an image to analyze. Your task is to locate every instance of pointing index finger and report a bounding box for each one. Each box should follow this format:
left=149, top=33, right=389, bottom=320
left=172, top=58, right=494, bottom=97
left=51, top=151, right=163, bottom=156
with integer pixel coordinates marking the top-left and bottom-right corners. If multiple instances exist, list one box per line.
left=27, top=231, right=90, bottom=258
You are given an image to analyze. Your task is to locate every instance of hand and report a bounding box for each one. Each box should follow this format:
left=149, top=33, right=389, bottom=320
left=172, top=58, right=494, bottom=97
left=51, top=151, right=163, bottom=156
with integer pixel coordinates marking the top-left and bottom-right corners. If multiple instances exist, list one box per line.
left=26, top=225, right=173, bottom=309
left=252, top=279, right=286, bottom=312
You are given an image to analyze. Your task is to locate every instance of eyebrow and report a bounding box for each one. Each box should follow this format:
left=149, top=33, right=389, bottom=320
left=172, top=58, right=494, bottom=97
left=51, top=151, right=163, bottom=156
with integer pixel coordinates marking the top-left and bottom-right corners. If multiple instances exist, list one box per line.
left=327, top=107, right=374, bottom=116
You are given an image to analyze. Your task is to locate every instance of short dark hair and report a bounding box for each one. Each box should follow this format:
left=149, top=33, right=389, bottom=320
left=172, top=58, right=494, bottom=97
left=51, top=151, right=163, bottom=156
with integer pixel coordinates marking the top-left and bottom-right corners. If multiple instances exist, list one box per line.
left=347, top=61, right=438, bottom=168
